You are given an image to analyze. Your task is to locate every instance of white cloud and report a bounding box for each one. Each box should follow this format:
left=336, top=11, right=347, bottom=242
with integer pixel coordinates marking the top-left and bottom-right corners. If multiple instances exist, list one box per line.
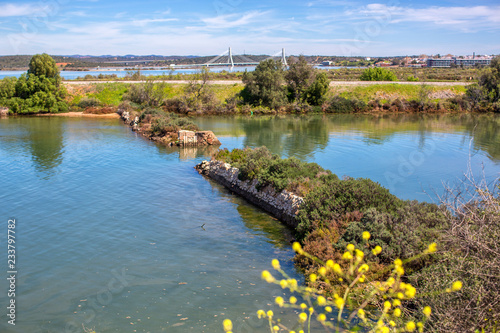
left=358, top=4, right=500, bottom=32
left=201, top=11, right=269, bottom=29
left=131, top=18, right=179, bottom=27
left=0, top=3, right=47, bottom=17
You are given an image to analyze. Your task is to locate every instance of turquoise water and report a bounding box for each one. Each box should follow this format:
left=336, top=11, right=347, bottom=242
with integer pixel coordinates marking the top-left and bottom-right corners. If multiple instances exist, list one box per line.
left=0, top=114, right=499, bottom=332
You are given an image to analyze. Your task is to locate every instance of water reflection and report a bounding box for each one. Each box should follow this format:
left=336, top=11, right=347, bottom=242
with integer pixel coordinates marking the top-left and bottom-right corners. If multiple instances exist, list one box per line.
left=155, top=144, right=220, bottom=160
left=0, top=117, right=65, bottom=177
left=194, top=114, right=500, bottom=163
left=25, top=117, right=65, bottom=175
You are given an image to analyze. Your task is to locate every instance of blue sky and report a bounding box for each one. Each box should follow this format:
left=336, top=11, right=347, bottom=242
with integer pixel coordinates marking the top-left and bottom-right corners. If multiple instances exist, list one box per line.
left=0, top=0, right=499, bottom=56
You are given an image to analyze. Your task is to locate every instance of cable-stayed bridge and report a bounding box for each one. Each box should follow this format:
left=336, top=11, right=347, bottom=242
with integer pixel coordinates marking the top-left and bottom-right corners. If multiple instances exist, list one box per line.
left=172, top=47, right=287, bottom=69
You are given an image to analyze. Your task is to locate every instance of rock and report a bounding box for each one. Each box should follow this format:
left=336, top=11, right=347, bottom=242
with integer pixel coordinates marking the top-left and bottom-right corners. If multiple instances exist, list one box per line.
left=195, top=131, right=221, bottom=145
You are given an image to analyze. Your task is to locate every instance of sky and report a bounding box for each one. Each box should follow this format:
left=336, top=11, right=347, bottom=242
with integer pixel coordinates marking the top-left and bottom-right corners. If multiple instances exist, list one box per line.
left=0, top=0, right=499, bottom=56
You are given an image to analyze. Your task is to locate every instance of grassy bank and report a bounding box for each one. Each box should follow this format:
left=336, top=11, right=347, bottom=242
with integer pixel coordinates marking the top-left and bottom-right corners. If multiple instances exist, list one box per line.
left=213, top=146, right=499, bottom=332
left=61, top=81, right=473, bottom=116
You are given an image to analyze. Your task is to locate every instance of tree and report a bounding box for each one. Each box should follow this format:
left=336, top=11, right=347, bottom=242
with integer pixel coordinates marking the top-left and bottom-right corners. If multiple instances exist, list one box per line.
left=28, top=53, right=61, bottom=86
left=304, top=72, right=330, bottom=106
left=0, top=54, right=67, bottom=113
left=286, top=56, right=316, bottom=102
left=466, top=56, right=500, bottom=111
left=241, top=59, right=287, bottom=109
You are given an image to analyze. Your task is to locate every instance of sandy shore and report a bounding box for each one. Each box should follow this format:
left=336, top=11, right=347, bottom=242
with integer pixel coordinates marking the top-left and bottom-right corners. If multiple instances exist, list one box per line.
left=36, top=112, right=120, bottom=118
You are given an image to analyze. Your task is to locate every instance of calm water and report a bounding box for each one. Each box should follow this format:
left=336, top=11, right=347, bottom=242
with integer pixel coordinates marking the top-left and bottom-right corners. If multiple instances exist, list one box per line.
left=1, top=66, right=345, bottom=80
left=0, top=114, right=499, bottom=333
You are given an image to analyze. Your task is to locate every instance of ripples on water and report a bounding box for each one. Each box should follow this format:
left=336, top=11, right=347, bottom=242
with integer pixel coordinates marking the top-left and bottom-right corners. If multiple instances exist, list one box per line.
left=0, top=114, right=499, bottom=332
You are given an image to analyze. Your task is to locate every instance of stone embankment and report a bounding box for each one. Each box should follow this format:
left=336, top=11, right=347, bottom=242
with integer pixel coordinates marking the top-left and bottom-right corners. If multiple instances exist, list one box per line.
left=120, top=111, right=220, bottom=146
left=195, top=160, right=303, bottom=228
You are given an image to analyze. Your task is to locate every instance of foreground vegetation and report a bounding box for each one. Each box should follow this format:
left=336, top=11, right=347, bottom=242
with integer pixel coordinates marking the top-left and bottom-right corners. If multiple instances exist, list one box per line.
left=215, top=147, right=499, bottom=332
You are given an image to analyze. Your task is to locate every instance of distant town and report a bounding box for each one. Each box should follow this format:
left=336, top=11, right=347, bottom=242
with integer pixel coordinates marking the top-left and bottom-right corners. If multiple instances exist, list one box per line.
left=0, top=53, right=496, bottom=70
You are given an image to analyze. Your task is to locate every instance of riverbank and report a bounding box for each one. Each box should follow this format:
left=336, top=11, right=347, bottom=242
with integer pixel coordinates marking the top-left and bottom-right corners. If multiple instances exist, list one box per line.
left=62, top=81, right=474, bottom=116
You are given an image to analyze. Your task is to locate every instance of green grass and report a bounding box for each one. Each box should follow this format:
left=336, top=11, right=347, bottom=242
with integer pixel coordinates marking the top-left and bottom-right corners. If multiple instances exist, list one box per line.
left=335, top=84, right=467, bottom=102
left=87, top=82, right=129, bottom=106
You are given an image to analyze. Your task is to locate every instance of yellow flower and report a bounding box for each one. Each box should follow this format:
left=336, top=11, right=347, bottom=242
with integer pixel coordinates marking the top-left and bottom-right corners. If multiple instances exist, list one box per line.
left=289, top=296, right=297, bottom=304
left=358, top=264, right=369, bottom=273
left=267, top=310, right=274, bottom=317
left=358, top=309, right=366, bottom=318
left=287, top=279, right=298, bottom=290
left=298, top=312, right=307, bottom=323
left=317, top=296, right=326, bottom=306
left=394, top=259, right=403, bottom=266
left=318, top=266, right=327, bottom=276
left=342, top=251, right=353, bottom=260
left=335, top=297, right=344, bottom=309
left=257, top=310, right=266, bottom=319
left=333, top=264, right=343, bottom=275
left=405, top=285, right=416, bottom=298
left=300, top=303, right=307, bottom=310
left=362, top=231, right=371, bottom=240
left=395, top=266, right=405, bottom=276
left=427, top=243, right=437, bottom=253
left=317, top=314, right=326, bottom=322
left=275, top=296, right=285, bottom=307
left=379, top=327, right=389, bottom=333
left=292, top=242, right=303, bottom=254
left=223, top=319, right=233, bottom=332
left=326, top=260, right=334, bottom=268
left=325, top=306, right=332, bottom=313
left=355, top=249, right=365, bottom=260
left=393, top=299, right=401, bottom=307
left=372, top=246, right=382, bottom=255
left=389, top=320, right=396, bottom=327
left=359, top=274, right=366, bottom=283
left=309, top=273, right=317, bottom=282
left=272, top=259, right=280, bottom=270
left=452, top=281, right=463, bottom=291
left=384, top=301, right=391, bottom=311
left=347, top=244, right=355, bottom=252
left=280, top=279, right=288, bottom=289
left=273, top=325, right=279, bottom=331
left=309, top=307, right=314, bottom=314
left=423, top=306, right=431, bottom=317
left=393, top=308, right=402, bottom=317
left=397, top=292, right=405, bottom=299
left=261, top=270, right=275, bottom=283
left=406, top=321, right=416, bottom=332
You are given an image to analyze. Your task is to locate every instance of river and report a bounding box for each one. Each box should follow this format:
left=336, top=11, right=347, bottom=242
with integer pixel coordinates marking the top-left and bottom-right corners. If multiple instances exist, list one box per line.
left=0, top=114, right=499, bottom=332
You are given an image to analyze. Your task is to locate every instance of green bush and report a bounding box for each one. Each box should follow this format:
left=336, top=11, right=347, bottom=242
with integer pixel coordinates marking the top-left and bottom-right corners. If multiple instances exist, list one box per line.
left=78, top=97, right=101, bottom=108
left=325, top=96, right=368, bottom=113
left=296, top=176, right=403, bottom=239
left=335, top=202, right=447, bottom=270
left=360, top=67, right=398, bottom=81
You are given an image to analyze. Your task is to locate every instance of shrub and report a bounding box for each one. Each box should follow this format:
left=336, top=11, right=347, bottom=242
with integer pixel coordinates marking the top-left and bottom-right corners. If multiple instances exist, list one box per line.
left=360, top=67, right=398, bottom=81
left=410, top=182, right=500, bottom=332
left=324, top=96, right=368, bottom=113
left=78, top=97, right=101, bottom=109
left=296, top=176, right=403, bottom=240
